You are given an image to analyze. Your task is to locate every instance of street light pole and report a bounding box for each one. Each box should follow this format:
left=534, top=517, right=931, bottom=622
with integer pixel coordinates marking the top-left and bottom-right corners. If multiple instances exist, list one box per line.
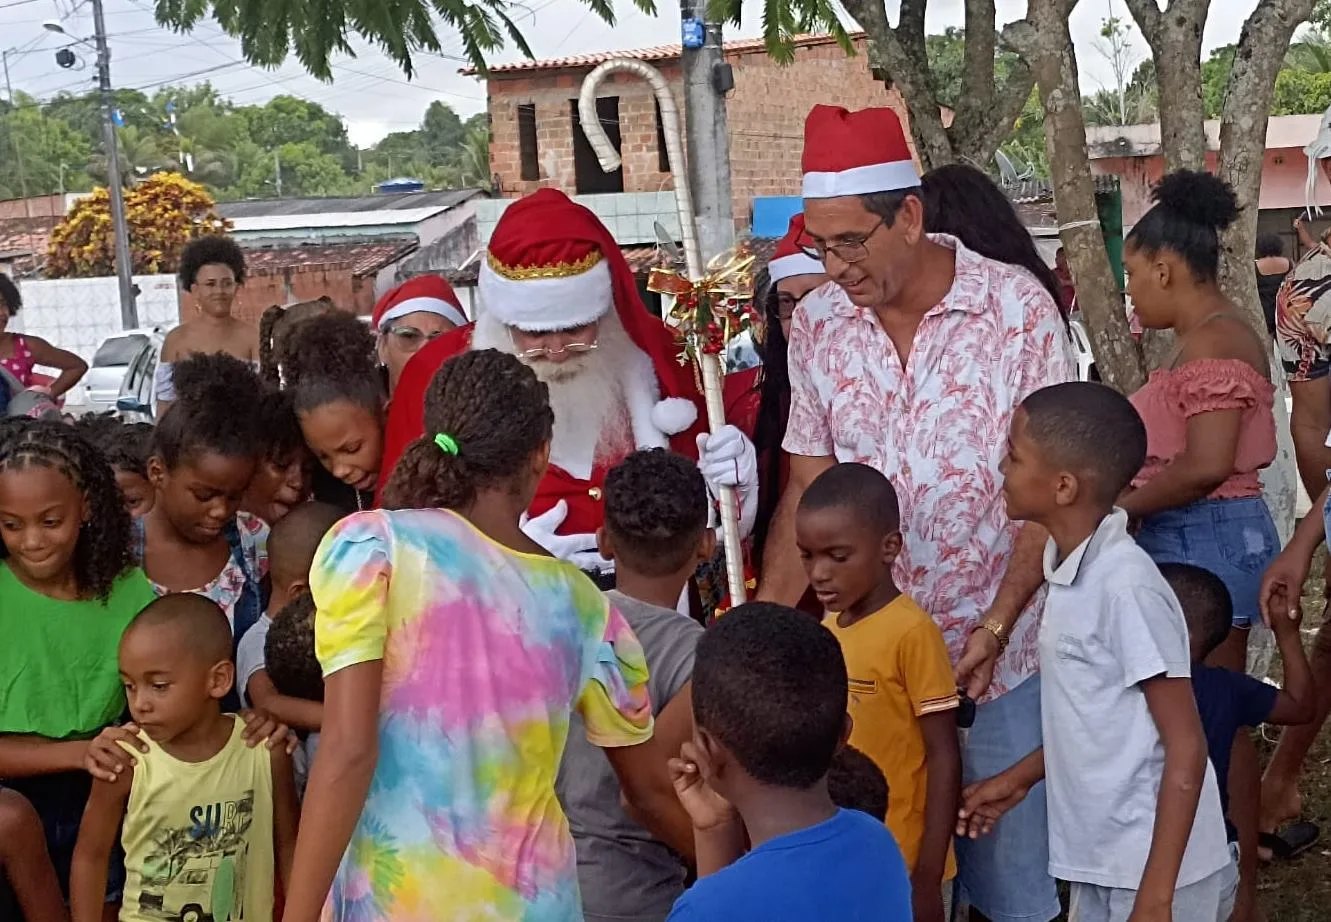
left=2, top=48, right=31, bottom=200
left=679, top=0, right=734, bottom=262
left=91, top=0, right=138, bottom=329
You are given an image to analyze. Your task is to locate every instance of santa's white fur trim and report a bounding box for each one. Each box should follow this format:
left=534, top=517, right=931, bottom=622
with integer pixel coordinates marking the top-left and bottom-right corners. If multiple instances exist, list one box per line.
left=767, top=252, right=825, bottom=284
left=478, top=257, right=612, bottom=332
left=651, top=397, right=697, bottom=436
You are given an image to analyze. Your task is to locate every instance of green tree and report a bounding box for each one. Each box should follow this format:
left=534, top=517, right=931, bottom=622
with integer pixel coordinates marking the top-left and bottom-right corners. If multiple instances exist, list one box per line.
left=152, top=0, right=656, bottom=78
left=420, top=101, right=467, bottom=164
left=243, top=96, right=353, bottom=163
left=0, top=98, right=94, bottom=197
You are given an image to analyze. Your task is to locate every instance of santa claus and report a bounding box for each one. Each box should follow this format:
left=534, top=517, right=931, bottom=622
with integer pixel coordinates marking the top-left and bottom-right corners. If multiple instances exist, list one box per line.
left=378, top=188, right=757, bottom=578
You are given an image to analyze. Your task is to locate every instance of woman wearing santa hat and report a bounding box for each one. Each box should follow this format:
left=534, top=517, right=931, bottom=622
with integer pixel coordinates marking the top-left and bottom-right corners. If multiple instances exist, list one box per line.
left=371, top=275, right=468, bottom=393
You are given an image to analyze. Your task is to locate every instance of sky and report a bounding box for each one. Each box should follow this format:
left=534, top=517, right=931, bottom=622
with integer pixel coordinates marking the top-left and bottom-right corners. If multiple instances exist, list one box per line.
left=0, top=0, right=1269, bottom=148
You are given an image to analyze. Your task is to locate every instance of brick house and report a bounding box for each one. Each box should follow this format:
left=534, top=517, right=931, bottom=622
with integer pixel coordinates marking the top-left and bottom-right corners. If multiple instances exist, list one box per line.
left=479, top=33, right=915, bottom=228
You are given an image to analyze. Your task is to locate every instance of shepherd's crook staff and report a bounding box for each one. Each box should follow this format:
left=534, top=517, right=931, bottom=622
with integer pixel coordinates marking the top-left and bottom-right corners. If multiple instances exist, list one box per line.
left=578, top=58, right=748, bottom=606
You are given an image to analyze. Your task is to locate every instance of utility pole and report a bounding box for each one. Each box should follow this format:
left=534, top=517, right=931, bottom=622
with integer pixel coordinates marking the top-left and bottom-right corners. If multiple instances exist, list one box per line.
left=2, top=49, right=31, bottom=200
left=274, top=149, right=282, bottom=198
left=679, top=0, right=734, bottom=261
left=92, top=0, right=137, bottom=330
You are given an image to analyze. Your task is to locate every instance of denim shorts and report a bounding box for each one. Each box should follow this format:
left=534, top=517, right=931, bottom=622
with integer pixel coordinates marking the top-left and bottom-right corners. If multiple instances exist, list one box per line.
left=2, top=772, right=125, bottom=902
left=954, top=674, right=1061, bottom=922
left=1135, top=496, right=1279, bottom=629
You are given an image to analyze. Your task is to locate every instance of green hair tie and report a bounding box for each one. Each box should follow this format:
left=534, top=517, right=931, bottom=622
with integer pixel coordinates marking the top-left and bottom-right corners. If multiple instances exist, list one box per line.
left=433, top=433, right=460, bottom=456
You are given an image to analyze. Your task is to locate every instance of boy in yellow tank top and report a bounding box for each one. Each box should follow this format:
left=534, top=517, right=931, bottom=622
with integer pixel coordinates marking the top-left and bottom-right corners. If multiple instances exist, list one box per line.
left=70, top=594, right=299, bottom=922
left=795, top=462, right=962, bottom=922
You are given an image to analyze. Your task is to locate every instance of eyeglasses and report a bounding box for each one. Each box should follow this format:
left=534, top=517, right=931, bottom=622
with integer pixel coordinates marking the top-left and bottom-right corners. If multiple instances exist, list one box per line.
left=509, top=328, right=600, bottom=360
left=799, top=217, right=886, bottom=264
left=385, top=325, right=447, bottom=352
left=775, top=289, right=814, bottom=321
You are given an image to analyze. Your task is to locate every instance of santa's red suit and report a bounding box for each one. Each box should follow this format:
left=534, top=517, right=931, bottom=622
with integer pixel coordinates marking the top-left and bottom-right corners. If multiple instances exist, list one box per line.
left=378, top=189, right=740, bottom=551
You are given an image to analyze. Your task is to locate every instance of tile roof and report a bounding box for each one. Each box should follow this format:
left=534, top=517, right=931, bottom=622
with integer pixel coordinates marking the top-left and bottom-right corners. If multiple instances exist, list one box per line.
left=0, top=216, right=59, bottom=277
left=466, top=32, right=861, bottom=76
left=240, top=238, right=419, bottom=277
left=216, top=188, right=484, bottom=220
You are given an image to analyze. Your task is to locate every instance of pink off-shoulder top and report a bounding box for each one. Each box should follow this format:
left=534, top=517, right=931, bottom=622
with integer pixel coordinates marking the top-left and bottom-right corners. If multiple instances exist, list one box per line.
left=1128, top=358, right=1276, bottom=500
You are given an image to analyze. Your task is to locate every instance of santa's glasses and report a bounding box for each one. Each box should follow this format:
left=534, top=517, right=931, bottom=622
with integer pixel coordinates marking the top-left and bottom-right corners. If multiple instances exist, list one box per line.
left=509, top=327, right=600, bottom=360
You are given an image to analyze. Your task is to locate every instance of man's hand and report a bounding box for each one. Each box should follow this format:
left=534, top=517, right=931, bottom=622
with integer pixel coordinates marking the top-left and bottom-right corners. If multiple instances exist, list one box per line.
left=954, top=627, right=1000, bottom=701
left=84, top=724, right=148, bottom=782
left=668, top=740, right=737, bottom=832
left=520, top=501, right=614, bottom=573
left=956, top=771, right=1029, bottom=839
left=238, top=710, right=299, bottom=754
left=697, top=427, right=759, bottom=538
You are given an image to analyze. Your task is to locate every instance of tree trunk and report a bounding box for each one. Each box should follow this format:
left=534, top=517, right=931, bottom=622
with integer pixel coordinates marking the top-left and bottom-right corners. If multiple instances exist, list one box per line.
left=1217, top=0, right=1313, bottom=338
left=1006, top=0, right=1148, bottom=394
left=1124, top=0, right=1211, bottom=172
left=838, top=0, right=1039, bottom=172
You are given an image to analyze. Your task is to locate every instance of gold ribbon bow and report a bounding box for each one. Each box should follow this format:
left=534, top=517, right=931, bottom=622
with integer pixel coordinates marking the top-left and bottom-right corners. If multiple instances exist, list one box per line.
left=647, top=241, right=759, bottom=385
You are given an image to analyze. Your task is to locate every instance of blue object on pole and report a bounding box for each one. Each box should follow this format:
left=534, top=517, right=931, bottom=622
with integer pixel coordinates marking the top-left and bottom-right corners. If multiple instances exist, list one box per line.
left=682, top=19, right=704, bottom=49
left=111, top=109, right=125, bottom=127
left=750, top=196, right=805, bottom=238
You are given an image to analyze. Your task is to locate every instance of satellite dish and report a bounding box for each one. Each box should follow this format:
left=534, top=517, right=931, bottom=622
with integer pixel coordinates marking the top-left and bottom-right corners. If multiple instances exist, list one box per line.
left=996, top=150, right=1034, bottom=184
left=654, top=221, right=683, bottom=264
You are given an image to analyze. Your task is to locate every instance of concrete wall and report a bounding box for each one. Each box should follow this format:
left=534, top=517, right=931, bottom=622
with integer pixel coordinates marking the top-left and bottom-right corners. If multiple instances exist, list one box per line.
left=181, top=264, right=377, bottom=325
left=485, top=36, right=911, bottom=227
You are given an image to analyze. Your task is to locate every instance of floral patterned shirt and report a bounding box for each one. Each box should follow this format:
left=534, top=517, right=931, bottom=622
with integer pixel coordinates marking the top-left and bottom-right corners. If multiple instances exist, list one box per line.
left=784, top=235, right=1075, bottom=701
left=141, top=511, right=269, bottom=631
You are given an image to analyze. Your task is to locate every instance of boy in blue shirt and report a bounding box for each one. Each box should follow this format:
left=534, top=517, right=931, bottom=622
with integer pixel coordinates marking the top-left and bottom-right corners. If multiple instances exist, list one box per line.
left=1160, top=563, right=1313, bottom=922
left=665, top=602, right=912, bottom=921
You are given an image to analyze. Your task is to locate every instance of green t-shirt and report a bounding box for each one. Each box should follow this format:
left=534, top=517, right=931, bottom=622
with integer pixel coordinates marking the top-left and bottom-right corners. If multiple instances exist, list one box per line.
left=0, top=562, right=155, bottom=740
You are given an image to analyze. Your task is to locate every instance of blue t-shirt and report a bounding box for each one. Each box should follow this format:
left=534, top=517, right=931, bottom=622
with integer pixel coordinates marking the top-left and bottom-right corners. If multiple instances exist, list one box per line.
left=1191, top=663, right=1278, bottom=838
left=666, top=808, right=911, bottom=921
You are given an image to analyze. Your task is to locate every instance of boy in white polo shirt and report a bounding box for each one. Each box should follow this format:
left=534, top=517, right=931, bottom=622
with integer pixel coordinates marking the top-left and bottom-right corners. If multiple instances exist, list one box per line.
left=957, top=382, right=1229, bottom=922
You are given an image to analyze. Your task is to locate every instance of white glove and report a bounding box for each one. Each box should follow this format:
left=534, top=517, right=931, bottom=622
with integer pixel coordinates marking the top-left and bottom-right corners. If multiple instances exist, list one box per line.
left=697, top=426, right=759, bottom=540
left=520, top=500, right=615, bottom=574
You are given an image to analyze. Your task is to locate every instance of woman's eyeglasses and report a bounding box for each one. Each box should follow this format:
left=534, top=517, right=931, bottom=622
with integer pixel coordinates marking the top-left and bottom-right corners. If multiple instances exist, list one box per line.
left=385, top=326, right=447, bottom=352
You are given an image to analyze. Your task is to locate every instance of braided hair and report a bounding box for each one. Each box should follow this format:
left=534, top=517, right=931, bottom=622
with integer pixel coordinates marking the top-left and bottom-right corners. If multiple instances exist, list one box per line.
left=257, top=297, right=335, bottom=388
left=154, top=352, right=266, bottom=469
left=383, top=349, right=553, bottom=511
left=0, top=418, right=133, bottom=600
left=276, top=310, right=383, bottom=417
left=72, top=412, right=153, bottom=477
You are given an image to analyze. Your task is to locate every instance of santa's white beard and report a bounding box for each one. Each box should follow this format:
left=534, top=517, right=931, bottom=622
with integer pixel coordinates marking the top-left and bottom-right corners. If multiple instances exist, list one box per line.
left=471, top=310, right=638, bottom=472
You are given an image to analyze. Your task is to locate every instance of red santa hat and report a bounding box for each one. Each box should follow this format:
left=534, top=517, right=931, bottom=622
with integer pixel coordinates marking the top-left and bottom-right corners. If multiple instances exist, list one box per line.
left=766, top=214, right=824, bottom=284
left=371, top=275, right=467, bottom=330
left=479, top=189, right=700, bottom=438
left=802, top=105, right=920, bottom=199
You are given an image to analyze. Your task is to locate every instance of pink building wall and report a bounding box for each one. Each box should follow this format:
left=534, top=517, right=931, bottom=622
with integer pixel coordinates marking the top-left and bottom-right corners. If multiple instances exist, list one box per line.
left=1093, top=147, right=1331, bottom=226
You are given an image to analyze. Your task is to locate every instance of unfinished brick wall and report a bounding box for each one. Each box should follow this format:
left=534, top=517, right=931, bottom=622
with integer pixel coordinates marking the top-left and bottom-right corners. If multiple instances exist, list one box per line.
left=486, top=36, right=912, bottom=225
left=179, top=263, right=376, bottom=326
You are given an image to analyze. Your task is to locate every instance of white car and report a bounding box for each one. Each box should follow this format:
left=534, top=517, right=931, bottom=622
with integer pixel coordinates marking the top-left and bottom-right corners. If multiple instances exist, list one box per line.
left=81, top=328, right=168, bottom=416
left=113, top=329, right=167, bottom=423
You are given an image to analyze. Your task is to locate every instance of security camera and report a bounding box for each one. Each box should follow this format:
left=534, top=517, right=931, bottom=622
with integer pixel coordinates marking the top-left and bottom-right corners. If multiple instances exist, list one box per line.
left=55, top=48, right=77, bottom=69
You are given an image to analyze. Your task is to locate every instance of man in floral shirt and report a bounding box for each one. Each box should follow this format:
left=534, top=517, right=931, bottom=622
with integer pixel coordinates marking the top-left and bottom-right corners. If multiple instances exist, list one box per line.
left=758, top=105, right=1073, bottom=922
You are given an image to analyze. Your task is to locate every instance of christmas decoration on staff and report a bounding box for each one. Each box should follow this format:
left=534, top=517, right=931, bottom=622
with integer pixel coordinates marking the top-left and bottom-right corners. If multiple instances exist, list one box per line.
left=578, top=58, right=749, bottom=606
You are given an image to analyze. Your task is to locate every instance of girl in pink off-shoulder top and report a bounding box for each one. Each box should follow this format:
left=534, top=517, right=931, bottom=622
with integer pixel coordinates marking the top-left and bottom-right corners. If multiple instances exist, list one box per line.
left=1118, top=171, right=1279, bottom=668
left=1118, top=172, right=1279, bottom=922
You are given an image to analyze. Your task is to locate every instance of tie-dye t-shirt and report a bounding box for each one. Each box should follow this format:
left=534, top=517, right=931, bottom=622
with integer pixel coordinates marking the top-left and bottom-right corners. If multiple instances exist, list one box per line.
left=311, top=507, right=655, bottom=922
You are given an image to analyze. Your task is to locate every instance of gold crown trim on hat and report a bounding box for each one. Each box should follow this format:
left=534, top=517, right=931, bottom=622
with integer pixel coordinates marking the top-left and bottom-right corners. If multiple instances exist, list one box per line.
left=486, top=249, right=603, bottom=281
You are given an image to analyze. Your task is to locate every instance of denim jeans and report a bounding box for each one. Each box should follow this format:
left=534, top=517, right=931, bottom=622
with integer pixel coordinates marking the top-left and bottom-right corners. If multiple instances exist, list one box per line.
left=1135, top=496, right=1279, bottom=628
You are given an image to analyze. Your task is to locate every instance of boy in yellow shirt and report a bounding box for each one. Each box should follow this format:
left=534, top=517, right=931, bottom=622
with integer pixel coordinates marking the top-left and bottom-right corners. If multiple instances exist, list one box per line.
left=70, top=594, right=299, bottom=922
left=796, top=462, right=961, bottom=922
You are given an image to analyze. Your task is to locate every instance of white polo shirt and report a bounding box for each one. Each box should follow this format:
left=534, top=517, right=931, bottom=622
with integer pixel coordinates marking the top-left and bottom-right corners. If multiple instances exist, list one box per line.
left=1040, top=509, right=1229, bottom=890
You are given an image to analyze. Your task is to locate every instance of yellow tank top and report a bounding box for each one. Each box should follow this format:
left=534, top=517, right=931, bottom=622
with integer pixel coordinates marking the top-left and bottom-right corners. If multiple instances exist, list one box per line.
left=119, top=717, right=275, bottom=922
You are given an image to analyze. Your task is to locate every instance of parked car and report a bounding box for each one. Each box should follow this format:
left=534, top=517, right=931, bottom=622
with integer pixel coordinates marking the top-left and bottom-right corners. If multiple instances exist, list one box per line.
left=81, top=328, right=167, bottom=415
left=114, top=329, right=166, bottom=423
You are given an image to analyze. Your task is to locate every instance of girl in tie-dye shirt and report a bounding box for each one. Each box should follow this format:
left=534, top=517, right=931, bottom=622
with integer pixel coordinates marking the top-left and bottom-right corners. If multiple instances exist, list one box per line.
left=284, top=349, right=659, bottom=922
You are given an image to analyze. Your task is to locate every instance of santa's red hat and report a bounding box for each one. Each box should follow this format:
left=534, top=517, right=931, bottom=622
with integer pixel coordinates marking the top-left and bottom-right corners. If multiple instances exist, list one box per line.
left=479, top=188, right=700, bottom=437
left=802, top=105, right=920, bottom=199
left=371, top=275, right=466, bottom=330
left=766, top=214, right=824, bottom=284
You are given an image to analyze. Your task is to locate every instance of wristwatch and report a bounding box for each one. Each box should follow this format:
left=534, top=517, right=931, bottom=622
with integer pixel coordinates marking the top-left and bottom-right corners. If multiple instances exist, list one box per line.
left=976, top=618, right=1010, bottom=653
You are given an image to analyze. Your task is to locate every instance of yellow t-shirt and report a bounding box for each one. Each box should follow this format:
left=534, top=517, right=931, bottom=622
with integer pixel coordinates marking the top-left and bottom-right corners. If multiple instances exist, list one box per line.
left=119, top=718, right=275, bottom=922
left=825, top=595, right=959, bottom=878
